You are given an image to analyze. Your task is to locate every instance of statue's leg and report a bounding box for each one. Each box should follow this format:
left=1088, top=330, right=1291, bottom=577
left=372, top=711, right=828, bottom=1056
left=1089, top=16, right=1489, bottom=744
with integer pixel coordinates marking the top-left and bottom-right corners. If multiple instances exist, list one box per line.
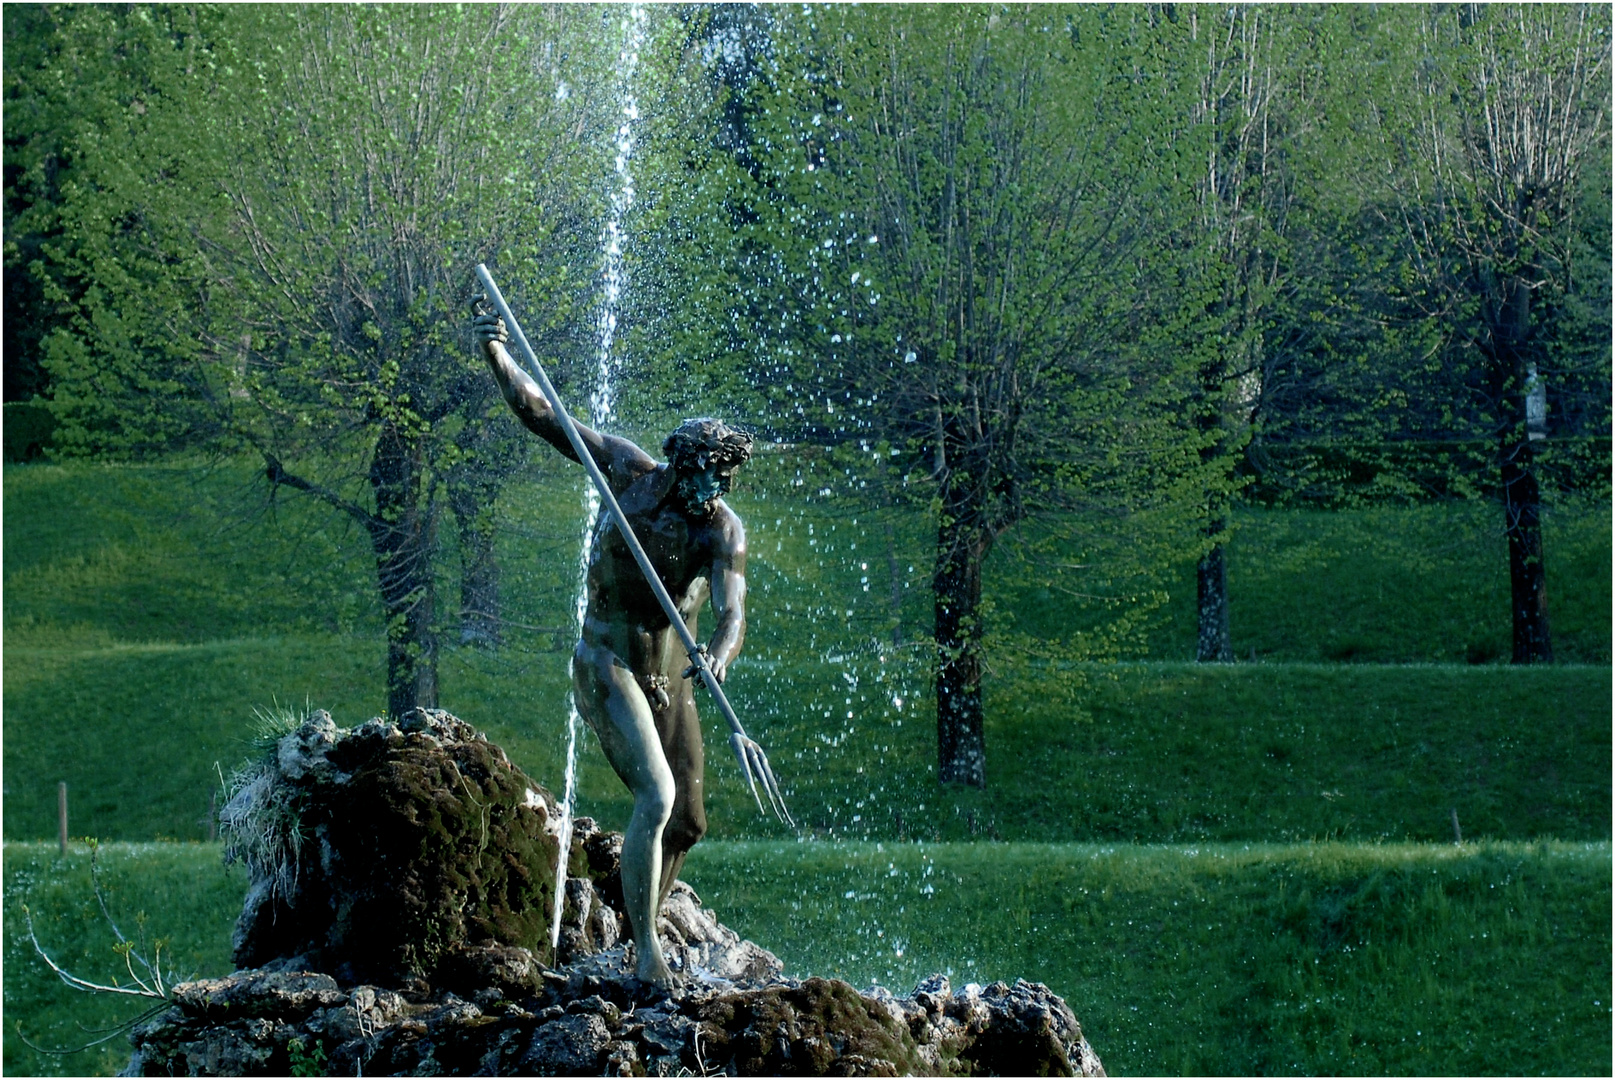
left=573, top=642, right=679, bottom=987
left=656, top=692, right=707, bottom=906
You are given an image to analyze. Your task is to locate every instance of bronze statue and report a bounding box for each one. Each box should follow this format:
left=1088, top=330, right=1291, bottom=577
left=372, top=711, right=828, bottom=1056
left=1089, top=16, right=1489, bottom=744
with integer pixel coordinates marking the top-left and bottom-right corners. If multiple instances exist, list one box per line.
left=476, top=308, right=754, bottom=988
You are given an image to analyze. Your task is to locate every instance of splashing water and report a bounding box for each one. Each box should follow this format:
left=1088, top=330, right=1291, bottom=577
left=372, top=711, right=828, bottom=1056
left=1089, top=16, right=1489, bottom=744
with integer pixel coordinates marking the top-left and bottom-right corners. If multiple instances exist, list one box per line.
left=552, top=4, right=649, bottom=952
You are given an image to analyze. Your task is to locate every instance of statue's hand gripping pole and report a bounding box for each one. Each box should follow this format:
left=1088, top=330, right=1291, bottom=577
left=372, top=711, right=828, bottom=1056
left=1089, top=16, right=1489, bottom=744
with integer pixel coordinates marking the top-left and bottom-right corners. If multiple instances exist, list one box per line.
left=474, top=264, right=794, bottom=828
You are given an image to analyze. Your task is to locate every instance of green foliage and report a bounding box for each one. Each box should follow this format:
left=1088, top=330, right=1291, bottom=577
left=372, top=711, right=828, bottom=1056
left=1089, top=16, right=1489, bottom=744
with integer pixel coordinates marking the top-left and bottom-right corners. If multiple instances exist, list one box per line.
left=641, top=4, right=1211, bottom=524
left=7, top=4, right=631, bottom=710
left=285, top=1037, right=328, bottom=1078
left=1135, top=5, right=1352, bottom=498
left=9, top=3, right=1608, bottom=720
left=2, top=400, right=56, bottom=462
left=5, top=4, right=232, bottom=457
left=635, top=7, right=1237, bottom=776
left=1345, top=3, right=1612, bottom=451
left=17, top=4, right=610, bottom=462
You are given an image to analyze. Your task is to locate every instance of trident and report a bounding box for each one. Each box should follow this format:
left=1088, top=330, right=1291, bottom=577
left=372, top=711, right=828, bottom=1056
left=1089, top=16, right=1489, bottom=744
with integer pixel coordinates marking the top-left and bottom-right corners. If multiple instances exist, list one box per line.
left=474, top=264, right=793, bottom=826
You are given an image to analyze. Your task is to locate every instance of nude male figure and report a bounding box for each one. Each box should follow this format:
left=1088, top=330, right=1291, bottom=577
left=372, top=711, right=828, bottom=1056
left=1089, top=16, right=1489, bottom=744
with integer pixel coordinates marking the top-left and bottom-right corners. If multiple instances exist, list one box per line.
left=476, top=310, right=750, bottom=987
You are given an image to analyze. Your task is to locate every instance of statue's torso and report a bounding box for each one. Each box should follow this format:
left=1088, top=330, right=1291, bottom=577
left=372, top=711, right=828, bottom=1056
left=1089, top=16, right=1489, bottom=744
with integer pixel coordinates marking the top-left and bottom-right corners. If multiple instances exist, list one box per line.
left=581, top=464, right=734, bottom=677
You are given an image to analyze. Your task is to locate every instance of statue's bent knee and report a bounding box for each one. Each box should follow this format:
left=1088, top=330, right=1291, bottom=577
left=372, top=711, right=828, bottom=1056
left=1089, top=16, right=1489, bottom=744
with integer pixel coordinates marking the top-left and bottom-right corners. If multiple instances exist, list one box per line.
left=635, top=774, right=677, bottom=829
left=664, top=808, right=707, bottom=853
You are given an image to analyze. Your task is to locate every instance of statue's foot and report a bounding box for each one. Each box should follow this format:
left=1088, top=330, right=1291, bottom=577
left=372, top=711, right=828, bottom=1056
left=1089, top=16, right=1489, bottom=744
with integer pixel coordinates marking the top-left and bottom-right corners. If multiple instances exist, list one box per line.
left=637, top=952, right=681, bottom=990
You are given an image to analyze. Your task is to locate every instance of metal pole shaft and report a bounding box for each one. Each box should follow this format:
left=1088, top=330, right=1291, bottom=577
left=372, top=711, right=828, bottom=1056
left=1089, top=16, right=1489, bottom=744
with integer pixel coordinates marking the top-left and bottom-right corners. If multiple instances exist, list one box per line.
left=474, top=265, right=753, bottom=746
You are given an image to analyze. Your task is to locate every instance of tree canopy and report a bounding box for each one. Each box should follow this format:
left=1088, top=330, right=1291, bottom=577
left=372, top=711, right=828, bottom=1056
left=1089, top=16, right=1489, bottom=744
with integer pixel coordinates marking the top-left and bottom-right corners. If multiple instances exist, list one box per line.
left=10, top=4, right=616, bottom=714
left=6, top=2, right=1608, bottom=775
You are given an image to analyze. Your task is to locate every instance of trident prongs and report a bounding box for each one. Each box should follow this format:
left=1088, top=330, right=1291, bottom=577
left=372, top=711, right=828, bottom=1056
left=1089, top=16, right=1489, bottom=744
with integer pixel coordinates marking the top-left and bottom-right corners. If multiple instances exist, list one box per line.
left=731, top=732, right=794, bottom=828
left=730, top=733, right=766, bottom=814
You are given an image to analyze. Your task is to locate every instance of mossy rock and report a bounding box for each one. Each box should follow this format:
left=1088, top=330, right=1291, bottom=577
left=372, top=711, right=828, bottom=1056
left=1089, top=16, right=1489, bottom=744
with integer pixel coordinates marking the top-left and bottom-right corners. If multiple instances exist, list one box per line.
left=227, top=709, right=618, bottom=988
left=696, top=977, right=923, bottom=1076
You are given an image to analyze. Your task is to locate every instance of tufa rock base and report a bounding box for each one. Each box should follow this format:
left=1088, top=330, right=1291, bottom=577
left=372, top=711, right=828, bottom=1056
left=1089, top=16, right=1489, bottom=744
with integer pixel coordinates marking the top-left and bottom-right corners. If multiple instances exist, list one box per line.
left=124, top=969, right=1103, bottom=1077
left=123, top=710, right=1103, bottom=1076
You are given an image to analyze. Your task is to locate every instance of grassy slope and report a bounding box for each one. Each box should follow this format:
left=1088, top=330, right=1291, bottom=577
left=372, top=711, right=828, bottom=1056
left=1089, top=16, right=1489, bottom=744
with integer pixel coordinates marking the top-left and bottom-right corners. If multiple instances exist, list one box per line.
left=4, top=840, right=1608, bottom=1077
left=9, top=460, right=1609, bottom=666
left=3, top=843, right=242, bottom=1078
left=2, top=462, right=381, bottom=645
left=684, top=840, right=1613, bottom=1077
left=7, top=647, right=1607, bottom=844
left=995, top=499, right=1613, bottom=665
left=4, top=462, right=1610, bottom=843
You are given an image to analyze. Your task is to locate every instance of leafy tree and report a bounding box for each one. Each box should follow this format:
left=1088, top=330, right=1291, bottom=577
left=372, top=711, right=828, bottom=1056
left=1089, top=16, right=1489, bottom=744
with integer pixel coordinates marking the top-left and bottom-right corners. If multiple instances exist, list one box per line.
left=3, top=3, right=76, bottom=404
left=1367, top=2, right=1610, bottom=662
left=1132, top=4, right=1360, bottom=661
left=642, top=5, right=1210, bottom=786
left=31, top=4, right=612, bottom=714
left=4, top=4, right=231, bottom=423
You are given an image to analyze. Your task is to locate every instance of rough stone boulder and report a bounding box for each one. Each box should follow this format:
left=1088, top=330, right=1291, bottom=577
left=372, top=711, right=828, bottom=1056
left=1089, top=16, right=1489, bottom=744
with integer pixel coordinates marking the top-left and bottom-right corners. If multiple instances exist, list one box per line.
left=125, top=710, right=1104, bottom=1076
left=220, top=708, right=621, bottom=988
left=124, top=970, right=1104, bottom=1077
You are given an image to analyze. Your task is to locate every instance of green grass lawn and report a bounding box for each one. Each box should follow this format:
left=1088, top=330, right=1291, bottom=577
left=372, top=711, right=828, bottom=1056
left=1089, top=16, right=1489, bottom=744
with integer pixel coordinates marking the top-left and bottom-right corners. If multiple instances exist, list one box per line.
left=3, top=843, right=243, bottom=1079
left=1161, top=500, right=1612, bottom=665
left=5, top=645, right=1606, bottom=845
left=7, top=459, right=1609, bottom=666
left=6, top=461, right=1609, bottom=845
left=683, top=840, right=1613, bottom=1077
left=9, top=636, right=1602, bottom=839
left=5, top=840, right=1608, bottom=1077
left=2, top=461, right=382, bottom=646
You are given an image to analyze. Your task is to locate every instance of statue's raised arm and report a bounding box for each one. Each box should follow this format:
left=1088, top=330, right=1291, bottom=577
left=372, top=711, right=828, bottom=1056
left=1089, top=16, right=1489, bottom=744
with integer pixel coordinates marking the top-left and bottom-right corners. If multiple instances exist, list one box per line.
left=474, top=307, right=654, bottom=491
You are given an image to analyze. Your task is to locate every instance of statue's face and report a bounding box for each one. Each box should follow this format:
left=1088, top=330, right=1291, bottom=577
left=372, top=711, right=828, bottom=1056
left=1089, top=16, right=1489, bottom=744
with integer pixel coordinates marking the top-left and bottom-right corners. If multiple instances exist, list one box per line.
left=676, top=452, right=738, bottom=515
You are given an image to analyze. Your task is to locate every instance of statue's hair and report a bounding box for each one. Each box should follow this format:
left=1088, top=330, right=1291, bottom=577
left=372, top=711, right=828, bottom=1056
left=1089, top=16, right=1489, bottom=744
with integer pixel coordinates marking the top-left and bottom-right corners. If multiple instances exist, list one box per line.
left=663, top=417, right=754, bottom=471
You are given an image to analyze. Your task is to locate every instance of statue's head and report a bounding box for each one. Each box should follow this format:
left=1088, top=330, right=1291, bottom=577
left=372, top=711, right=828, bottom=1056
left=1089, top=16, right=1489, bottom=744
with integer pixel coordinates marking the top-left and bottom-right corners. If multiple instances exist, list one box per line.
left=663, top=417, right=753, bottom=514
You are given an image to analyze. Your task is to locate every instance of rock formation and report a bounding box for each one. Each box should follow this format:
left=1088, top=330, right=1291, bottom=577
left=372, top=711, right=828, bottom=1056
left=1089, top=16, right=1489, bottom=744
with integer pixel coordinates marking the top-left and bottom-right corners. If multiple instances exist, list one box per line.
left=221, top=708, right=614, bottom=983
left=122, top=710, right=1104, bottom=1076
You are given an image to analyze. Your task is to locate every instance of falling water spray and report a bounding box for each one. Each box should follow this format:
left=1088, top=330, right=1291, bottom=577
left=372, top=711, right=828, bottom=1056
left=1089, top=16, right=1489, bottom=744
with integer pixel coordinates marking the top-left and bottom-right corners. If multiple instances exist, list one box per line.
left=551, top=4, right=649, bottom=953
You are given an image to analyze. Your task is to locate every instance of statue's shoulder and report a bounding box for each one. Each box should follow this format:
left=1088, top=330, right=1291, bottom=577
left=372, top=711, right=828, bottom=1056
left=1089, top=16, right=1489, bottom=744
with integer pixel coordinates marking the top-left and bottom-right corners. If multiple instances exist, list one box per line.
left=709, top=500, right=746, bottom=553
left=605, top=438, right=660, bottom=490
left=633, top=459, right=670, bottom=483
left=616, top=458, right=667, bottom=500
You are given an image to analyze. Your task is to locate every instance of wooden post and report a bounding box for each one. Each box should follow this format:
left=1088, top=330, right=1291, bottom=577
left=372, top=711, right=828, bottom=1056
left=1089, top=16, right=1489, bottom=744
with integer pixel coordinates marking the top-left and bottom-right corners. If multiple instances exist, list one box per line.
left=58, top=782, right=68, bottom=855
left=1451, top=807, right=1463, bottom=845
left=208, top=791, right=218, bottom=841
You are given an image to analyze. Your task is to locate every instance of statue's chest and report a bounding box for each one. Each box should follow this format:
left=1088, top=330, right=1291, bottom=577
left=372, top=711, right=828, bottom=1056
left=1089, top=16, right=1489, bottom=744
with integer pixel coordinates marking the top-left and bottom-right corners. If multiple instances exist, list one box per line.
left=604, top=504, right=709, bottom=598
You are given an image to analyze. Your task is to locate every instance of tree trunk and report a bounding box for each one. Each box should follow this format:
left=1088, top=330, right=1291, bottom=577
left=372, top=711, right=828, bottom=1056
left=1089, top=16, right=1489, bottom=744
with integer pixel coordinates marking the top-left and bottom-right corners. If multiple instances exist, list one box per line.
left=934, top=480, right=988, bottom=788
left=368, top=423, right=440, bottom=718
left=1195, top=337, right=1237, bottom=663
left=1501, top=438, right=1551, bottom=662
left=874, top=455, right=905, bottom=648
left=1488, top=275, right=1552, bottom=664
left=885, top=517, right=904, bottom=648
left=448, top=474, right=503, bottom=649
left=1196, top=527, right=1233, bottom=662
